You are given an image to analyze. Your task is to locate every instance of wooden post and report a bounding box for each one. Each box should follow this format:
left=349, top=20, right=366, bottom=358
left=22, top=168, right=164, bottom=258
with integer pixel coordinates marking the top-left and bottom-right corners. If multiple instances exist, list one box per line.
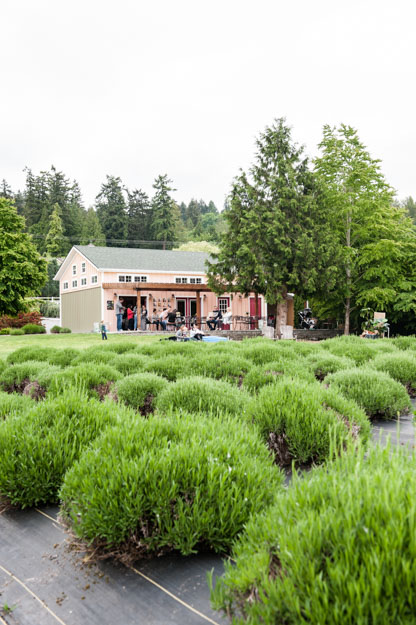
left=255, top=292, right=259, bottom=329
left=196, top=292, right=201, bottom=325
left=287, top=297, right=294, bottom=326
left=136, top=289, right=141, bottom=313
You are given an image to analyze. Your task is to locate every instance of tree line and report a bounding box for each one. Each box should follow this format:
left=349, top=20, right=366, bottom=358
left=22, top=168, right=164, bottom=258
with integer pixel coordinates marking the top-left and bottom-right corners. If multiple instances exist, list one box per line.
left=0, top=169, right=225, bottom=257
left=207, top=119, right=416, bottom=335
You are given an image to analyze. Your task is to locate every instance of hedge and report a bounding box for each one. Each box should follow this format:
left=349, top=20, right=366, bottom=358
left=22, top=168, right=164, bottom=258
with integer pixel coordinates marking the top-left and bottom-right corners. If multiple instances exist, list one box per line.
left=245, top=378, right=370, bottom=466
left=109, top=353, right=148, bottom=376
left=305, top=352, right=355, bottom=380
left=146, top=354, right=191, bottom=381
left=60, top=412, right=282, bottom=556
left=187, top=354, right=253, bottom=385
left=0, top=311, right=43, bottom=330
left=156, top=376, right=250, bottom=417
left=0, top=391, right=130, bottom=507
left=7, top=346, right=58, bottom=365
left=21, top=323, right=46, bottom=334
left=49, top=363, right=121, bottom=398
left=210, top=444, right=416, bottom=625
left=325, top=367, right=411, bottom=419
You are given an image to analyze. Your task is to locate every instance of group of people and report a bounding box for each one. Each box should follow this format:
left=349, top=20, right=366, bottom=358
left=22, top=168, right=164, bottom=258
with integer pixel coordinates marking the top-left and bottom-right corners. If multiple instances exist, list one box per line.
left=113, top=298, right=233, bottom=334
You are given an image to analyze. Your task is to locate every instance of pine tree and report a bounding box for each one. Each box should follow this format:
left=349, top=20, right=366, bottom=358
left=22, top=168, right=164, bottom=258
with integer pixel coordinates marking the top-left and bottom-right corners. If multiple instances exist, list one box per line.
left=45, top=203, right=66, bottom=257
left=96, top=176, right=127, bottom=246
left=127, top=189, right=152, bottom=246
left=0, top=179, right=13, bottom=199
left=150, top=175, right=179, bottom=250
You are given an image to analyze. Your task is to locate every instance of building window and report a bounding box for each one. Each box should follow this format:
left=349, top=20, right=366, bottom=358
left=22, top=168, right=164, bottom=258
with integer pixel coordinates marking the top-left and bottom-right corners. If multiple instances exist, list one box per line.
left=118, top=275, right=125, bottom=282
left=63, top=282, right=68, bottom=290
left=81, top=262, right=86, bottom=273
left=72, top=280, right=78, bottom=288
left=72, top=264, right=77, bottom=276
left=175, top=277, right=189, bottom=284
left=91, top=275, right=98, bottom=284
left=133, top=276, right=148, bottom=283
left=81, top=277, right=87, bottom=286
left=190, top=277, right=202, bottom=284
left=125, top=275, right=132, bottom=283
left=218, top=297, right=230, bottom=314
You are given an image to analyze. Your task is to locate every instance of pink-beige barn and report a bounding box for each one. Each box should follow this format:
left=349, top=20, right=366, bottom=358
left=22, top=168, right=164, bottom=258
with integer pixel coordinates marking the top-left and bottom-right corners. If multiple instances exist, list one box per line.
left=55, top=245, right=290, bottom=334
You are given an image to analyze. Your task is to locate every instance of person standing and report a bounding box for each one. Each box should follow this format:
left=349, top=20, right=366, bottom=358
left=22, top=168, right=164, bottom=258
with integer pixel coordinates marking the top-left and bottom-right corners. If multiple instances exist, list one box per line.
left=115, top=297, right=125, bottom=332
left=127, top=306, right=134, bottom=331
left=133, top=305, right=138, bottom=331
left=100, top=320, right=108, bottom=340
left=140, top=304, right=148, bottom=331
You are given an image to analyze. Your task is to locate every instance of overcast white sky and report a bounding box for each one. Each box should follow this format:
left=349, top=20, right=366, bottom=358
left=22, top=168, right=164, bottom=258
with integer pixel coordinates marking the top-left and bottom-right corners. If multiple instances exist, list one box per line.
left=1, top=0, right=415, bottom=209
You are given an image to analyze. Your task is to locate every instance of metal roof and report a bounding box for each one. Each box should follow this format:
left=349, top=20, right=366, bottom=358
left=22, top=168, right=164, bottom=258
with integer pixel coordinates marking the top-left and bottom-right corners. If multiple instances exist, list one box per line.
left=73, top=245, right=211, bottom=273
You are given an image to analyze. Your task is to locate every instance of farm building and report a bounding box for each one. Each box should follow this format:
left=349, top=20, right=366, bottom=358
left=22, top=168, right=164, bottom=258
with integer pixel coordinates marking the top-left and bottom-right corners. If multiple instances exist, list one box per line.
left=55, top=245, right=294, bottom=334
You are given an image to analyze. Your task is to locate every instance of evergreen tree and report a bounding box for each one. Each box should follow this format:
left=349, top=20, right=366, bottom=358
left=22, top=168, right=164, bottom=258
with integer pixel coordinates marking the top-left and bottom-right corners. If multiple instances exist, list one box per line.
left=41, top=259, right=60, bottom=297
left=96, top=175, right=127, bottom=246
left=150, top=174, right=180, bottom=249
left=81, top=207, right=106, bottom=246
left=45, top=203, right=66, bottom=257
left=127, top=189, right=152, bottom=246
left=207, top=119, right=339, bottom=335
left=402, top=196, right=416, bottom=224
left=0, top=198, right=47, bottom=314
left=0, top=179, right=13, bottom=199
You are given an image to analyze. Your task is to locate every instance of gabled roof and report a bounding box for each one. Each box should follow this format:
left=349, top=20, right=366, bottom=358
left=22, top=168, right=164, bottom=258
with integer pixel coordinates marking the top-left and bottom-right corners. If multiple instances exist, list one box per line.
left=54, top=246, right=212, bottom=280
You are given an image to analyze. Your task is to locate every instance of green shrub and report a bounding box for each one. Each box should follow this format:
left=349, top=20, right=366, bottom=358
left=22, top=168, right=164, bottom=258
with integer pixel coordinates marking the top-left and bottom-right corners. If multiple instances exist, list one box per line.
left=47, top=348, right=80, bottom=368
left=240, top=343, right=293, bottom=365
left=50, top=325, right=61, bottom=334
left=392, top=336, right=416, bottom=351
left=59, top=327, right=71, bottom=333
left=49, top=363, right=121, bottom=398
left=109, top=353, right=148, bottom=375
left=326, top=367, right=411, bottom=419
left=245, top=378, right=370, bottom=466
left=0, top=360, right=5, bottom=375
left=0, top=328, right=10, bottom=335
left=322, top=336, right=375, bottom=365
left=0, top=391, right=130, bottom=507
left=243, top=359, right=316, bottom=393
left=188, top=354, right=252, bottom=385
left=102, top=342, right=137, bottom=354
left=156, top=376, right=250, bottom=417
left=210, top=444, right=416, bottom=625
left=305, top=352, right=355, bottom=380
left=0, top=392, right=34, bottom=420
left=146, top=354, right=191, bottom=381
left=0, top=361, right=45, bottom=392
left=60, top=412, right=282, bottom=556
left=7, top=346, right=58, bottom=365
left=10, top=328, right=24, bottom=335
left=368, top=352, right=416, bottom=396
left=72, top=348, right=118, bottom=366
left=115, top=373, right=168, bottom=415
left=21, top=323, right=46, bottom=334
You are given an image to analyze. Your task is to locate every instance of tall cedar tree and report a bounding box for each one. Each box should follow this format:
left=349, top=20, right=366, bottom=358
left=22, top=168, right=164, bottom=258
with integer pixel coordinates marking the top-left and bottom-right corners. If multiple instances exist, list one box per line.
left=207, top=119, right=339, bottom=316
left=150, top=175, right=180, bottom=249
left=45, top=203, right=66, bottom=257
left=96, top=176, right=128, bottom=246
left=0, top=198, right=47, bottom=315
left=314, top=124, right=406, bottom=334
left=127, top=189, right=152, bottom=246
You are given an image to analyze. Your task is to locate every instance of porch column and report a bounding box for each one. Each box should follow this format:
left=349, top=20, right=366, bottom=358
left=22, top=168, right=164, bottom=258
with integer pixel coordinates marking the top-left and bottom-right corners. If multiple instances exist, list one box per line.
left=255, top=292, right=259, bottom=329
left=136, top=289, right=141, bottom=312
left=196, top=291, right=201, bottom=324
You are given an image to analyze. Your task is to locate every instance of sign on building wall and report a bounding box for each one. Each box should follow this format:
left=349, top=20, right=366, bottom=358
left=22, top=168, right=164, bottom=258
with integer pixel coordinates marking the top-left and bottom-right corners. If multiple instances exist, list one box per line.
left=107, top=300, right=114, bottom=310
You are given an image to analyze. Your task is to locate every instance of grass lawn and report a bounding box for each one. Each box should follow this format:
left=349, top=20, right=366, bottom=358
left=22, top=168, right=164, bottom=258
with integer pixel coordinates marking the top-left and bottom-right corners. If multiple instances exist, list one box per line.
left=0, top=332, right=159, bottom=358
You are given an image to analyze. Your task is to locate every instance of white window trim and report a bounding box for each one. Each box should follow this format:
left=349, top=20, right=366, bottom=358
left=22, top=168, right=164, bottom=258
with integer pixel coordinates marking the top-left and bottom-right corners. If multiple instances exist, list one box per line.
left=72, top=264, right=77, bottom=276
left=63, top=282, right=68, bottom=290
left=81, top=277, right=87, bottom=286
left=91, top=275, right=98, bottom=284
left=72, top=279, right=78, bottom=288
left=132, top=275, right=149, bottom=283
left=81, top=262, right=86, bottom=274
